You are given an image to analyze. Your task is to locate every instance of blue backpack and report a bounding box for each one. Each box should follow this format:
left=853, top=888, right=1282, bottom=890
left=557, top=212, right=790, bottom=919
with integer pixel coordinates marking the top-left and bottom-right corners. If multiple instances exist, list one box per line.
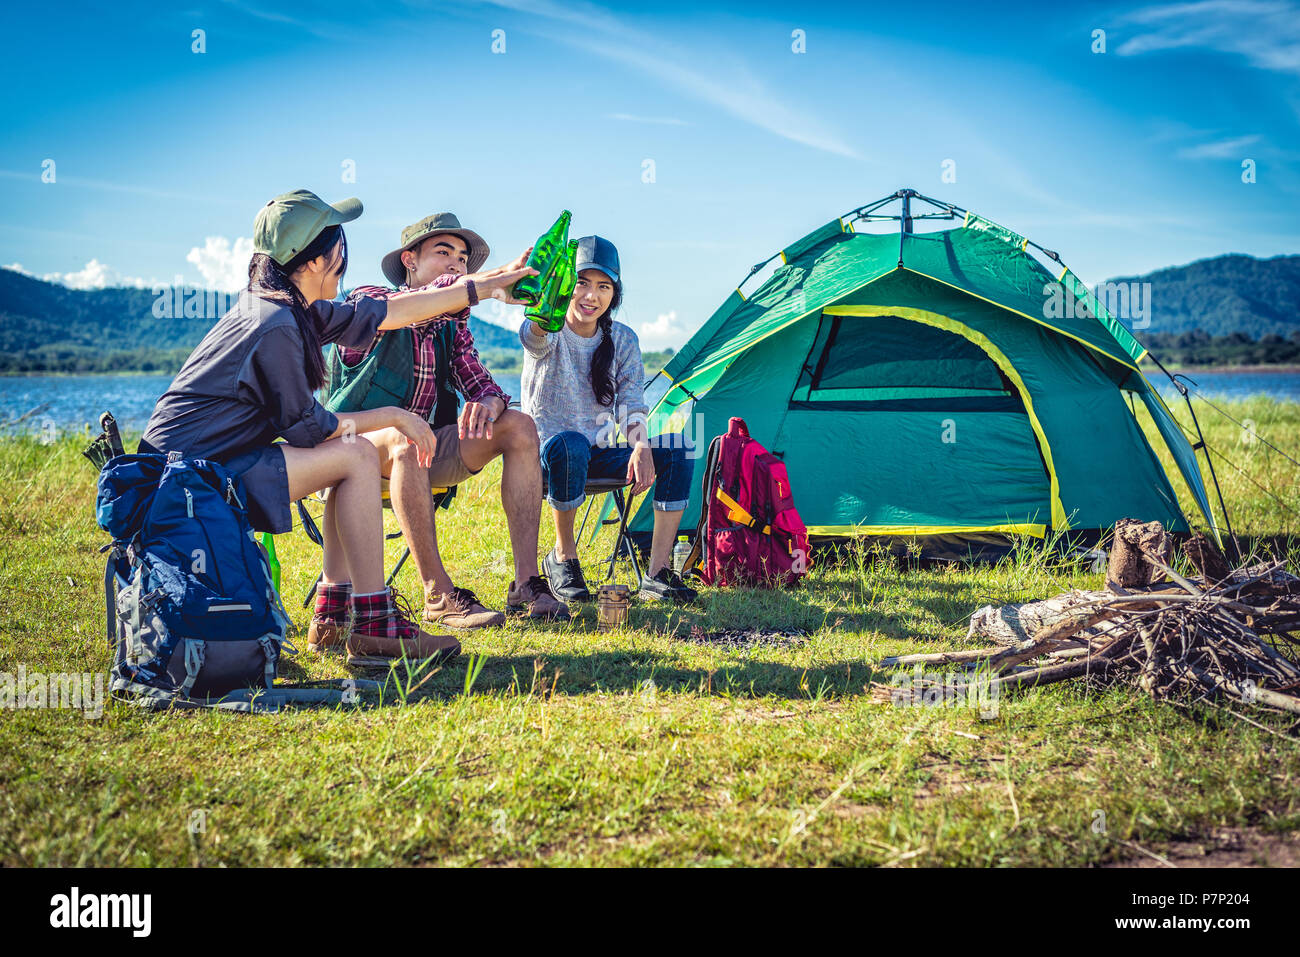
left=96, top=451, right=361, bottom=711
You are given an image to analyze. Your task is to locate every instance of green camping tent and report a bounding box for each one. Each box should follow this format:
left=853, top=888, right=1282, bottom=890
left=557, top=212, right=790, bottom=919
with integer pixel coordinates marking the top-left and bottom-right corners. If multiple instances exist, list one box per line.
left=625, top=190, right=1219, bottom=553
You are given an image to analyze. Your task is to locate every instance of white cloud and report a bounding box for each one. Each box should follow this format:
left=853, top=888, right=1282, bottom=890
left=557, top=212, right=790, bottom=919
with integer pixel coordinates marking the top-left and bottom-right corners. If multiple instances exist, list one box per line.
left=473, top=299, right=525, bottom=329
left=186, top=236, right=254, bottom=293
left=1177, top=134, right=1262, bottom=158
left=1117, top=1, right=1300, bottom=75
left=4, top=259, right=151, bottom=289
left=637, top=309, right=690, bottom=350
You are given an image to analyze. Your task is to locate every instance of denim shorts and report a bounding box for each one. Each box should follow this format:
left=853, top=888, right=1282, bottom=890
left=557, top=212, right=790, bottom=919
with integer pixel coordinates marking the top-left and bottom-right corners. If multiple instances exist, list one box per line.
left=539, top=430, right=693, bottom=511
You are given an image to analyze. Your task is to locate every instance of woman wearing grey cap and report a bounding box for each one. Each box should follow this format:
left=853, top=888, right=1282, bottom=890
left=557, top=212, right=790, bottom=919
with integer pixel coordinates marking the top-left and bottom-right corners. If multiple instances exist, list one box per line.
left=142, top=189, right=535, bottom=667
left=520, top=235, right=697, bottom=605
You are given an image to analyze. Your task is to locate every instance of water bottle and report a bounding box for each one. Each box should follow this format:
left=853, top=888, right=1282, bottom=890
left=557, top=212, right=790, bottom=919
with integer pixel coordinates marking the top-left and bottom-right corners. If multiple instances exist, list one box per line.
left=261, top=532, right=281, bottom=595
left=672, top=536, right=692, bottom=575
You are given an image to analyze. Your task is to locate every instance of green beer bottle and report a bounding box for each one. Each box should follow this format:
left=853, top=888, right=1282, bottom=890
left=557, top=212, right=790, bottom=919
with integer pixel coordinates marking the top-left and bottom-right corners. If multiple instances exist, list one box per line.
left=546, top=240, right=580, bottom=329
left=513, top=209, right=572, bottom=307
left=260, top=531, right=281, bottom=595
left=525, top=239, right=579, bottom=333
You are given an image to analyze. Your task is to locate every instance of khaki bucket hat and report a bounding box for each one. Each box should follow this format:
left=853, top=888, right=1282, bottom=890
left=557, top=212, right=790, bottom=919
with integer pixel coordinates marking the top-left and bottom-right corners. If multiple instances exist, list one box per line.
left=381, top=212, right=490, bottom=287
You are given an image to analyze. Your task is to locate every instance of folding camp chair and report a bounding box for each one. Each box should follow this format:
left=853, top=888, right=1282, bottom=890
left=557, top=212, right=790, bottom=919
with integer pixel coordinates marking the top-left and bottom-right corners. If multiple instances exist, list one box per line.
left=297, top=479, right=451, bottom=607
left=576, top=478, right=645, bottom=589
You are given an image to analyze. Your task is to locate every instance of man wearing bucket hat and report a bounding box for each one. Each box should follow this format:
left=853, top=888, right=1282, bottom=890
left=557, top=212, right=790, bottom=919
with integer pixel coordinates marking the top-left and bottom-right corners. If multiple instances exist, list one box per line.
left=324, top=211, right=569, bottom=636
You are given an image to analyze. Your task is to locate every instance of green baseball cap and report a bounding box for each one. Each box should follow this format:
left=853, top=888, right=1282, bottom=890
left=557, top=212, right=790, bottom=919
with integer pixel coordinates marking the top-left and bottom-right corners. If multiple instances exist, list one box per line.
left=381, top=212, right=490, bottom=287
left=253, top=189, right=363, bottom=266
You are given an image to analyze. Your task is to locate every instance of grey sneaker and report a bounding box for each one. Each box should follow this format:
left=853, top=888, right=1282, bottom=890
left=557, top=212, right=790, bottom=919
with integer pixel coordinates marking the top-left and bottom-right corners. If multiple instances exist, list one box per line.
left=639, top=567, right=699, bottom=604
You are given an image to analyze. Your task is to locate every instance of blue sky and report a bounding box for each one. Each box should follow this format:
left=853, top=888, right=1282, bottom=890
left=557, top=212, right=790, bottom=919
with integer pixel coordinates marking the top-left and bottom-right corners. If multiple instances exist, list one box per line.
left=1, top=0, right=1297, bottom=347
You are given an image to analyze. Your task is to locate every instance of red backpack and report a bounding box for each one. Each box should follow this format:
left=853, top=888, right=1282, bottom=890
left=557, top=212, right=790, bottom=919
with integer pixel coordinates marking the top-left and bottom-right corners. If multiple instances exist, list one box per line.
left=691, top=417, right=810, bottom=588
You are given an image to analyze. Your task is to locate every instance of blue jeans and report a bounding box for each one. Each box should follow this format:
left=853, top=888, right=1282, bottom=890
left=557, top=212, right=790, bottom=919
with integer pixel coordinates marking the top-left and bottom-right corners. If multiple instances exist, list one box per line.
left=540, top=430, right=694, bottom=512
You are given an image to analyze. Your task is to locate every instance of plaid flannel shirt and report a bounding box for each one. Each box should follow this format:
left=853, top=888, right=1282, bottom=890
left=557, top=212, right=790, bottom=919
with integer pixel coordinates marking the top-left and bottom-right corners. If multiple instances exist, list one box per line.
left=342, top=273, right=510, bottom=421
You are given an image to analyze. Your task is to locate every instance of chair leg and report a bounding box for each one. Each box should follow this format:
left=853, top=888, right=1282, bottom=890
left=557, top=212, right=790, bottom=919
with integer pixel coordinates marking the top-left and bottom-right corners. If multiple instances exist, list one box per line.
left=600, top=490, right=624, bottom=583
left=387, top=546, right=411, bottom=588
left=616, top=491, right=645, bottom=588
left=298, top=499, right=323, bottom=547
left=577, top=494, right=597, bottom=545
left=304, top=572, right=322, bottom=608
left=298, top=500, right=325, bottom=607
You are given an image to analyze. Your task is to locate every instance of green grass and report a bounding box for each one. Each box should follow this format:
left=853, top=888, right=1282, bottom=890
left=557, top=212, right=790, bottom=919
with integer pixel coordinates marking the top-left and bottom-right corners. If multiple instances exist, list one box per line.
left=1, top=396, right=1298, bottom=866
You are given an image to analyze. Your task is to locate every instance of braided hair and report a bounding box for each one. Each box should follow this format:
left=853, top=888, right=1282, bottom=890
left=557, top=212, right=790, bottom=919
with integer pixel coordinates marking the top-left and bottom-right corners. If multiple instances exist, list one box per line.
left=246, top=225, right=347, bottom=391
left=589, top=284, right=623, bottom=406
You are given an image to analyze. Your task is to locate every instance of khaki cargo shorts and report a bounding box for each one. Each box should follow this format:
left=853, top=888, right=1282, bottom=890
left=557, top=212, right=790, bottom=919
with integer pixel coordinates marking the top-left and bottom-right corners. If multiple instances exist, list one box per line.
left=421, top=423, right=479, bottom=489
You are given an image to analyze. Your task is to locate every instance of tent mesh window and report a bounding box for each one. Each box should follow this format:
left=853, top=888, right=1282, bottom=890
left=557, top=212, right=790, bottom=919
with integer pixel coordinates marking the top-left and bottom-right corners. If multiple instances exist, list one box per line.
left=788, top=314, right=1025, bottom=412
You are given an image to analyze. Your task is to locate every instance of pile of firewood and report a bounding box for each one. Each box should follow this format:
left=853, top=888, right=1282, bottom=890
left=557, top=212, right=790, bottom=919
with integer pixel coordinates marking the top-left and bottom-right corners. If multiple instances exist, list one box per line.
left=874, top=521, right=1300, bottom=734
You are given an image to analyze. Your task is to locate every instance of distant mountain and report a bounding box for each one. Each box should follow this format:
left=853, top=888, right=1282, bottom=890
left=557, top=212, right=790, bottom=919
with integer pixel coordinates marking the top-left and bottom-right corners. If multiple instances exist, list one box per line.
left=4, top=252, right=1297, bottom=373
left=0, top=268, right=519, bottom=372
left=1106, top=254, right=1300, bottom=339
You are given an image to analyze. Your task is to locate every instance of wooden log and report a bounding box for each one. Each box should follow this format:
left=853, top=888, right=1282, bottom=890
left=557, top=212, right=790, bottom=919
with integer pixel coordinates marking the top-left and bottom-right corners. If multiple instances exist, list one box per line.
left=1107, top=519, right=1172, bottom=590
left=981, top=656, right=1122, bottom=694
left=878, top=647, right=1005, bottom=667
left=985, top=607, right=1122, bottom=675
left=1183, top=532, right=1231, bottom=584
left=1167, top=660, right=1300, bottom=716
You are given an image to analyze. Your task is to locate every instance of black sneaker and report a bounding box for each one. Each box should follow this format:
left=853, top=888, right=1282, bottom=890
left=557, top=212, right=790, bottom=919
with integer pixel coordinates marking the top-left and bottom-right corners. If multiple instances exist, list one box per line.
left=543, top=548, right=592, bottom=603
left=639, top=567, right=699, bottom=604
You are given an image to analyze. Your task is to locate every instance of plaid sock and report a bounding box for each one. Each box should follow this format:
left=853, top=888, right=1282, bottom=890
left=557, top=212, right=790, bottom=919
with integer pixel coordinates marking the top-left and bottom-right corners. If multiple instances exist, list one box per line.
left=313, top=580, right=352, bottom=623
left=351, top=589, right=420, bottom=640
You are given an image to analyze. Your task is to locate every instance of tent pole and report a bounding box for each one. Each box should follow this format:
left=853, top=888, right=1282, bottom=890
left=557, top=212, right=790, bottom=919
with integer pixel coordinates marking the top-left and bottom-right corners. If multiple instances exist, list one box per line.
left=897, top=188, right=914, bottom=266
left=1146, top=352, right=1239, bottom=559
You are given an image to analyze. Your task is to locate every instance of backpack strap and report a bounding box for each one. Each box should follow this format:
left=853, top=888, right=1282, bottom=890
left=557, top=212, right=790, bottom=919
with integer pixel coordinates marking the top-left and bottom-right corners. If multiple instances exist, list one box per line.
left=689, top=433, right=725, bottom=573
left=127, top=565, right=145, bottom=666
left=429, top=320, right=463, bottom=509
left=715, top=487, right=772, bottom=535
left=258, top=635, right=278, bottom=689
left=102, top=548, right=118, bottom=651
left=179, top=640, right=205, bottom=697
left=111, top=678, right=379, bottom=713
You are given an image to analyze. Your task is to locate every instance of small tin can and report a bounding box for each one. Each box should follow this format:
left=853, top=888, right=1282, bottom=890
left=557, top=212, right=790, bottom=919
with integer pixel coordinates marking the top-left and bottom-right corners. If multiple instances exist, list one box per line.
left=596, top=584, right=631, bottom=631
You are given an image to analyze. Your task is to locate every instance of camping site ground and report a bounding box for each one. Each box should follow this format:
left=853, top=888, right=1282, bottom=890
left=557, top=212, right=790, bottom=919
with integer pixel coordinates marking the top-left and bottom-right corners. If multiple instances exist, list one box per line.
left=0, top=394, right=1297, bottom=867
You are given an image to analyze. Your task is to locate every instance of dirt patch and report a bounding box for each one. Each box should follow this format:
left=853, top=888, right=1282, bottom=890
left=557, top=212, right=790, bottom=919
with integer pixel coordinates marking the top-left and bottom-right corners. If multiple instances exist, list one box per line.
left=1105, top=826, right=1300, bottom=867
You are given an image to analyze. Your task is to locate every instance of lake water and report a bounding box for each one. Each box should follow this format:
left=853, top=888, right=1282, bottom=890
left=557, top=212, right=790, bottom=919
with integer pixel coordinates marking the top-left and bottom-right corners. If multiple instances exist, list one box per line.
left=1144, top=368, right=1300, bottom=403
left=0, top=372, right=525, bottom=437
left=0, top=368, right=1295, bottom=436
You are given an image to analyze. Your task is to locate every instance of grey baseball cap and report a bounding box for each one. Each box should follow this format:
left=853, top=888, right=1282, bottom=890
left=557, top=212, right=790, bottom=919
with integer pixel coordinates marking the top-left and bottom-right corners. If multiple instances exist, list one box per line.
left=575, top=235, right=620, bottom=289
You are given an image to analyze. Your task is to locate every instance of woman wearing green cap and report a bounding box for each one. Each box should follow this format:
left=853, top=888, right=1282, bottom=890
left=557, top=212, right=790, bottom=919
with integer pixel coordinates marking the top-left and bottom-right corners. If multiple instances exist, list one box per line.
left=142, top=189, right=535, bottom=667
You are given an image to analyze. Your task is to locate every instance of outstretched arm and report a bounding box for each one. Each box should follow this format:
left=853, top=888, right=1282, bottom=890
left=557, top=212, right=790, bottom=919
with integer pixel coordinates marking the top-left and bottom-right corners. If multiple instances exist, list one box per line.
left=378, top=255, right=536, bottom=331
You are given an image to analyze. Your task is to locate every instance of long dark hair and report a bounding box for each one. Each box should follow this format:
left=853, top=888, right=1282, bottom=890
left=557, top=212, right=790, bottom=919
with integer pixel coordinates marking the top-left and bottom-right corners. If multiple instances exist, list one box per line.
left=247, top=225, right=347, bottom=391
left=590, top=284, right=623, bottom=407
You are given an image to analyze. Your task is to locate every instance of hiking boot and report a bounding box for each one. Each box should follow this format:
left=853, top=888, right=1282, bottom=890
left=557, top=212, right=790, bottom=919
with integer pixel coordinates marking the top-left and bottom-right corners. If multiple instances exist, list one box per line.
left=308, top=581, right=351, bottom=655
left=543, top=548, right=591, bottom=603
left=348, top=588, right=461, bottom=668
left=425, top=586, right=506, bottom=629
left=639, top=567, right=700, bottom=604
left=307, top=618, right=347, bottom=655
left=505, top=575, right=571, bottom=621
